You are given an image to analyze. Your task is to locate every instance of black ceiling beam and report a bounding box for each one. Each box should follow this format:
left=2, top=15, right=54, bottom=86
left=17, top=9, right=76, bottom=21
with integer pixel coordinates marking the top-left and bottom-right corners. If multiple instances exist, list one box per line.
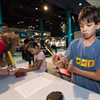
left=45, top=0, right=91, bottom=15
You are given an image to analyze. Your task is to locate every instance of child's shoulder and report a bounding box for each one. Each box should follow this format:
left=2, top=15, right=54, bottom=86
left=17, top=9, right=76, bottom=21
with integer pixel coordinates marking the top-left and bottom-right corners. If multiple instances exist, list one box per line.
left=71, top=38, right=82, bottom=45
left=96, top=38, right=100, bottom=43
left=37, top=52, right=45, bottom=57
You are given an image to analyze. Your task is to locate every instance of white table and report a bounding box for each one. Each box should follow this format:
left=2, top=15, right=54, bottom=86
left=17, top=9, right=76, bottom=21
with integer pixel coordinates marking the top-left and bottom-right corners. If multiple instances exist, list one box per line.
left=0, top=64, right=100, bottom=100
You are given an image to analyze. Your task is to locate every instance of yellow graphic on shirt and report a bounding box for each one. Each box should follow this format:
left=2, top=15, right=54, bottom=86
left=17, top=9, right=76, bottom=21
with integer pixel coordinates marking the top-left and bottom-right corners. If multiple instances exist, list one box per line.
left=76, top=57, right=81, bottom=65
left=88, top=60, right=94, bottom=67
left=81, top=59, right=87, bottom=67
left=76, top=57, right=95, bottom=67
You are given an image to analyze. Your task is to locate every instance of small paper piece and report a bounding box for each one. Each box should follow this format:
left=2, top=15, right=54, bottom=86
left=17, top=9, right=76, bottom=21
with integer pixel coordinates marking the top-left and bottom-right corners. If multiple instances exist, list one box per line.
left=16, top=66, right=26, bottom=69
left=57, top=69, right=72, bottom=77
left=15, top=76, right=53, bottom=99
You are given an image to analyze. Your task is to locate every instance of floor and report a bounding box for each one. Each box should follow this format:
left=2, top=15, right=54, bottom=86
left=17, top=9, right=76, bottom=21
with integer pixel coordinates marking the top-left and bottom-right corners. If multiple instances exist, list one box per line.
left=13, top=48, right=71, bottom=82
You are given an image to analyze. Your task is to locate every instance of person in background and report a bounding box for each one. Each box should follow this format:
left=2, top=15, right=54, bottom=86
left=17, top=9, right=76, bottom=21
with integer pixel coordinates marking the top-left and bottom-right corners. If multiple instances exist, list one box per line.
left=52, top=6, right=100, bottom=94
left=18, top=41, right=47, bottom=72
left=24, top=33, right=34, bottom=65
left=0, top=23, right=8, bottom=34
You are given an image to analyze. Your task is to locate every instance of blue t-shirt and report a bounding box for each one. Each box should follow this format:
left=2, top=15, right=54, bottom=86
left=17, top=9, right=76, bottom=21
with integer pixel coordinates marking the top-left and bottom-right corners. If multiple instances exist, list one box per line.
left=65, top=38, right=100, bottom=94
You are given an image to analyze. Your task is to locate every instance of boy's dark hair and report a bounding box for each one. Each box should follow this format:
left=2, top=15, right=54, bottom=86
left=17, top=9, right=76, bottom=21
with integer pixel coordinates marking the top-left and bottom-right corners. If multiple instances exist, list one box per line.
left=78, top=6, right=100, bottom=24
left=97, top=6, right=100, bottom=21
left=1, top=23, right=8, bottom=27
left=27, top=41, right=39, bottom=48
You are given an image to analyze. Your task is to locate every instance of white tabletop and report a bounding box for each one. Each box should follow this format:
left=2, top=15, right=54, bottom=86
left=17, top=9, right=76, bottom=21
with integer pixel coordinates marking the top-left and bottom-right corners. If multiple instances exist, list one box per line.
left=0, top=64, right=100, bottom=100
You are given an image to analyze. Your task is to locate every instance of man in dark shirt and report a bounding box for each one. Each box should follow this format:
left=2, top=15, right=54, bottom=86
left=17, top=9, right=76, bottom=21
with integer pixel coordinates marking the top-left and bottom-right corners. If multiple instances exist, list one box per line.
left=0, top=23, right=8, bottom=34
left=24, top=33, right=34, bottom=65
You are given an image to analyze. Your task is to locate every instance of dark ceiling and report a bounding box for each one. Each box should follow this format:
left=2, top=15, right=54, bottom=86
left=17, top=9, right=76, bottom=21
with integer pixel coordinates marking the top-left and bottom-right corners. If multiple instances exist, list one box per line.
left=1, top=0, right=90, bottom=31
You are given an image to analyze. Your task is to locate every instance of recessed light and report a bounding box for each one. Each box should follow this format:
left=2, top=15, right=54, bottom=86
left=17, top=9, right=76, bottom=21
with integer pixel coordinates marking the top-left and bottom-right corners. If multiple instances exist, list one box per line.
left=79, top=3, right=82, bottom=6
left=45, top=21, right=47, bottom=23
left=44, top=6, right=48, bottom=10
left=72, top=16, right=74, bottom=19
left=17, top=22, right=19, bottom=24
left=33, top=27, right=35, bottom=29
left=36, top=25, right=38, bottom=27
left=35, top=7, right=38, bottom=10
left=50, top=27, right=52, bottom=29
left=59, top=15, right=61, bottom=17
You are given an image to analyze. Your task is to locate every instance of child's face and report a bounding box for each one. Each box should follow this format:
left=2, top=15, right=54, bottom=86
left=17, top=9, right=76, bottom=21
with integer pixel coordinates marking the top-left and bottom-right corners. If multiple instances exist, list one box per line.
left=79, top=19, right=99, bottom=39
left=27, top=46, right=38, bottom=55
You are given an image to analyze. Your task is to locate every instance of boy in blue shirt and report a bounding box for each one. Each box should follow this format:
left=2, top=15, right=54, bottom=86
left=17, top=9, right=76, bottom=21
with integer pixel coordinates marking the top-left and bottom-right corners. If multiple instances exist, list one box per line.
left=52, top=6, right=100, bottom=94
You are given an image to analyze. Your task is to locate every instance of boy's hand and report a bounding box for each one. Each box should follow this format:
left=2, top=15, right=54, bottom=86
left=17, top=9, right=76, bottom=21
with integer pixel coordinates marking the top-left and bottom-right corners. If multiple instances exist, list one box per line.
left=64, top=63, right=76, bottom=72
left=52, top=53, right=65, bottom=68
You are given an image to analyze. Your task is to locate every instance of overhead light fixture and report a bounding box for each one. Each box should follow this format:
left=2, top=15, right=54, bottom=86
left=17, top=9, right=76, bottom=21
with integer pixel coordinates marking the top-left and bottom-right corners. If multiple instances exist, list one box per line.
left=35, top=19, right=38, bottom=21
left=50, top=27, right=52, bottom=29
left=33, top=27, right=35, bottom=29
left=44, top=6, right=48, bottom=10
left=36, top=25, right=38, bottom=27
left=45, top=21, right=47, bottom=23
left=59, top=15, right=61, bottom=17
left=79, top=3, right=82, bottom=6
left=19, top=21, right=24, bottom=23
left=35, top=7, right=38, bottom=10
left=72, top=16, right=74, bottom=19
left=17, top=22, right=19, bottom=24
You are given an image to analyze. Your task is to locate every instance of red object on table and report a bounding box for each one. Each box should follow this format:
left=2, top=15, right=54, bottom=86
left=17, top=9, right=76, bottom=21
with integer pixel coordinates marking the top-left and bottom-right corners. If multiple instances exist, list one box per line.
left=57, top=69, right=72, bottom=77
left=15, top=72, right=26, bottom=78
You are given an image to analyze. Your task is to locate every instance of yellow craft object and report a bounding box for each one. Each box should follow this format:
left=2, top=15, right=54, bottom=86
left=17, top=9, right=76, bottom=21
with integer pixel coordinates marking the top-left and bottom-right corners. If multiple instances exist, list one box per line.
left=8, top=51, right=18, bottom=71
left=46, top=49, right=54, bottom=56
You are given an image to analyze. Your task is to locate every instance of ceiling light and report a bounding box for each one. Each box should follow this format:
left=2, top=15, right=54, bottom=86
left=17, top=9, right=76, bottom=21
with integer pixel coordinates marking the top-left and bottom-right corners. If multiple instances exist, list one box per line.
left=33, top=27, right=35, bottom=29
left=19, top=21, right=24, bottom=23
left=59, top=15, right=61, bottom=17
left=72, top=16, right=74, bottom=19
left=36, top=25, right=38, bottom=27
left=45, top=21, right=47, bottom=23
left=50, top=27, right=52, bottom=29
left=17, top=22, right=19, bottom=24
left=44, top=6, right=48, bottom=10
left=79, top=3, right=82, bottom=6
left=35, top=7, right=38, bottom=10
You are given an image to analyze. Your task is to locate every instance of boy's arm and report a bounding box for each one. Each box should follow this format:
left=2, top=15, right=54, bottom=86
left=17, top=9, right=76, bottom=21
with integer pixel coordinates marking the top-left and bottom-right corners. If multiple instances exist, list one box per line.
left=20, top=60, right=43, bottom=72
left=65, top=64, right=100, bottom=81
left=74, top=67, right=100, bottom=81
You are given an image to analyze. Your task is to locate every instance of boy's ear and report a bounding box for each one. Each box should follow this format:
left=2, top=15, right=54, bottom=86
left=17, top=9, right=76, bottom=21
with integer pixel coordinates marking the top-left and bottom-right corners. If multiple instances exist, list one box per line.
left=96, top=22, right=100, bottom=30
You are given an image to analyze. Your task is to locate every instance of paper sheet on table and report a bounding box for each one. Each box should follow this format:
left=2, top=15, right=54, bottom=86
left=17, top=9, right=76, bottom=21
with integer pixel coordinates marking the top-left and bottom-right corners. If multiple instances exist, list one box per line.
left=16, top=66, right=26, bottom=69
left=14, top=76, right=53, bottom=99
